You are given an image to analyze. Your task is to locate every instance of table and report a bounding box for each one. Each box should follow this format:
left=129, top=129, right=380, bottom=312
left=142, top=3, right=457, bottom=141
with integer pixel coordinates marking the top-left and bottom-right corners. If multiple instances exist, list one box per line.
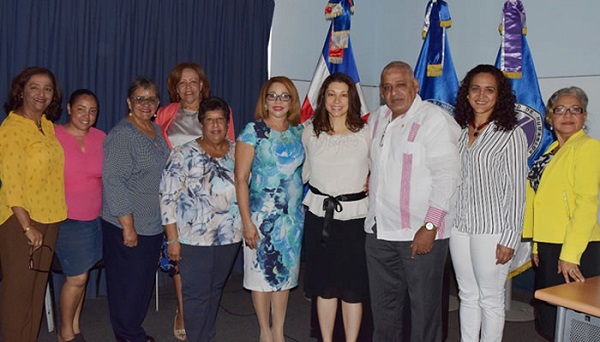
left=535, top=276, right=600, bottom=341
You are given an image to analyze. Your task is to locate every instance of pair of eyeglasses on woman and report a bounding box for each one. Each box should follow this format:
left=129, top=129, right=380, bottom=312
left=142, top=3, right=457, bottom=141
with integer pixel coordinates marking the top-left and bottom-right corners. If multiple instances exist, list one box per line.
left=266, top=93, right=291, bottom=102
left=28, top=244, right=53, bottom=272
left=131, top=96, right=160, bottom=105
left=552, top=106, right=584, bottom=115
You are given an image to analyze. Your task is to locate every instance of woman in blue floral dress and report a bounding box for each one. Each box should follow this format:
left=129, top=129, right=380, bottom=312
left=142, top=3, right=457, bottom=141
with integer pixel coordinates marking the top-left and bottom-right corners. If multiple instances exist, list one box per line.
left=235, top=76, right=304, bottom=342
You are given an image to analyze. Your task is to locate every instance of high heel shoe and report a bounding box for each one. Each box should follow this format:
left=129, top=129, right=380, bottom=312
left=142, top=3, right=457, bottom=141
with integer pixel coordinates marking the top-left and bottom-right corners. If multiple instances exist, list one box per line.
left=173, top=309, right=186, bottom=341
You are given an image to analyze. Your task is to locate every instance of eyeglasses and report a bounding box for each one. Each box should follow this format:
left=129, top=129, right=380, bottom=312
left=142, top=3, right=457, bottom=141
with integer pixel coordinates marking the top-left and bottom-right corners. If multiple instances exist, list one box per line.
left=552, top=106, right=584, bottom=115
left=266, top=93, right=291, bottom=102
left=28, top=244, right=53, bottom=272
left=131, top=96, right=160, bottom=106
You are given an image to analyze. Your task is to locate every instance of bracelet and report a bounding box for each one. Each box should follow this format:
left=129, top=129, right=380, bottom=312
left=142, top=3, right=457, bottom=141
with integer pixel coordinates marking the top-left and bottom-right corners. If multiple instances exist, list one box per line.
left=23, top=227, right=31, bottom=234
left=166, top=239, right=177, bottom=245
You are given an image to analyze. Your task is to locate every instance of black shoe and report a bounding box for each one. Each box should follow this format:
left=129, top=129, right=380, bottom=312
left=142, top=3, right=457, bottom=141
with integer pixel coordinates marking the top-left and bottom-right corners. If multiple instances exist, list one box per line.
left=114, top=335, right=154, bottom=342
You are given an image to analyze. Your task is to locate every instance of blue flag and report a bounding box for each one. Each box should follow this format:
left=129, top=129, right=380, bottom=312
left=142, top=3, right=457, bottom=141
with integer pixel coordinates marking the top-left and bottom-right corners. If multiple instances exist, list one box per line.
left=301, top=0, right=369, bottom=123
left=495, top=0, right=553, bottom=279
left=494, top=0, right=553, bottom=167
left=414, top=0, right=458, bottom=115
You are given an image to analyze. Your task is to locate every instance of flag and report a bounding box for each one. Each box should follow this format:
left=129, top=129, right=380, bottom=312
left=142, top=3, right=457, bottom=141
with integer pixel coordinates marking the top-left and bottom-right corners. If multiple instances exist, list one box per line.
left=494, top=0, right=553, bottom=278
left=300, top=0, right=369, bottom=123
left=414, top=0, right=459, bottom=115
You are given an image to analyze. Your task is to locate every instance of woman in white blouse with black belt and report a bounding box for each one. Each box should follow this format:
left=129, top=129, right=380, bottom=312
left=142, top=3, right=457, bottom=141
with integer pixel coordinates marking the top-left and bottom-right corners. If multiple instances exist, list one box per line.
left=302, top=72, right=370, bottom=342
left=450, top=65, right=528, bottom=342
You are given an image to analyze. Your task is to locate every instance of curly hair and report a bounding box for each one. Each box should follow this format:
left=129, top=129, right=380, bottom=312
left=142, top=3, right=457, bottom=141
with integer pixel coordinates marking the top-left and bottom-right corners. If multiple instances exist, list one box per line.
left=254, top=76, right=301, bottom=126
left=165, top=63, right=210, bottom=103
left=455, top=64, right=517, bottom=131
left=4, top=67, right=62, bottom=121
left=311, top=72, right=363, bottom=137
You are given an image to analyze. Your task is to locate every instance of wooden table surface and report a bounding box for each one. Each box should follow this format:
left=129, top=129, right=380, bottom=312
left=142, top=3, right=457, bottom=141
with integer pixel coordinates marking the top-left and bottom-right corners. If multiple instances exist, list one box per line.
left=535, top=276, right=600, bottom=317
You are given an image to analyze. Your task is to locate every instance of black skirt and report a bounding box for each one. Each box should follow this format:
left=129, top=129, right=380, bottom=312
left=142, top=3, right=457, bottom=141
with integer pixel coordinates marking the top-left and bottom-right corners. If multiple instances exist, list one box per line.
left=303, top=211, right=368, bottom=303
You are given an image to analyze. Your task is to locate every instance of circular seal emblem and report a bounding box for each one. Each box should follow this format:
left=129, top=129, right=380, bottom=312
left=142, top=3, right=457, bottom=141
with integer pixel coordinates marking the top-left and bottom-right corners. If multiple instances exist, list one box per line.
left=515, top=103, right=544, bottom=158
left=425, top=99, right=455, bottom=116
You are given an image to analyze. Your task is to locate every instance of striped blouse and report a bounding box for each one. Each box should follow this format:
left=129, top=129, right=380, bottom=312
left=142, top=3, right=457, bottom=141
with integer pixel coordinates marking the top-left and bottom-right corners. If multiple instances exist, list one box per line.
left=102, top=118, right=170, bottom=236
left=452, top=122, right=528, bottom=250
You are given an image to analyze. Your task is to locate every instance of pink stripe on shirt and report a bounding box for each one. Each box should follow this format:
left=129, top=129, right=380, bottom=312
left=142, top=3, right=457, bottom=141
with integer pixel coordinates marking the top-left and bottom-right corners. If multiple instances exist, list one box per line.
left=407, top=123, right=421, bottom=142
left=425, top=206, right=447, bottom=238
left=400, top=153, right=413, bottom=229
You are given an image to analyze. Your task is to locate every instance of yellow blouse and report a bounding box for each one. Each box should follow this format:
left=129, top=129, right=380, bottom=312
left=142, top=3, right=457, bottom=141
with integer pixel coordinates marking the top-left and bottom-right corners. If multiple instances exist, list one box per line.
left=523, top=130, right=600, bottom=264
left=0, top=112, right=66, bottom=224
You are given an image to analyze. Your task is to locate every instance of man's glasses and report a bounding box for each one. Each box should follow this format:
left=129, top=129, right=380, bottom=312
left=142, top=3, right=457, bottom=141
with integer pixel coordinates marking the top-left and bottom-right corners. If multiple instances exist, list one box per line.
left=28, top=244, right=53, bottom=272
left=266, top=93, right=291, bottom=102
left=552, top=106, right=585, bottom=115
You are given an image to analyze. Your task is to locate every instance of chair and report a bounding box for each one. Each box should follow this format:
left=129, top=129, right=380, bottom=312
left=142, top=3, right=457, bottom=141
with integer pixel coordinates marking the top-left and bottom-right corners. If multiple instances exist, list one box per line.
left=44, top=258, right=160, bottom=332
left=45, top=257, right=105, bottom=332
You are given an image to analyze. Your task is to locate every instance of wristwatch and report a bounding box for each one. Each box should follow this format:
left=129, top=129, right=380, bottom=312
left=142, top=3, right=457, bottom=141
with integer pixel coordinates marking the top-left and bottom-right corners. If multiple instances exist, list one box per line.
left=424, top=222, right=436, bottom=231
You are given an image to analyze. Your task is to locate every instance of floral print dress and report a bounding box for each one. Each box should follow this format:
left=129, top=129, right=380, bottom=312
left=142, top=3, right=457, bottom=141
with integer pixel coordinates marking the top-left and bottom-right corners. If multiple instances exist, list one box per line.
left=238, top=120, right=305, bottom=291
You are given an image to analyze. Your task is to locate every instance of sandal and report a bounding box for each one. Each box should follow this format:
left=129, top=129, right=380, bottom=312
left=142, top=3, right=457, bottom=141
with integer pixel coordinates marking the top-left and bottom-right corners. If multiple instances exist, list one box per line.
left=173, top=309, right=186, bottom=341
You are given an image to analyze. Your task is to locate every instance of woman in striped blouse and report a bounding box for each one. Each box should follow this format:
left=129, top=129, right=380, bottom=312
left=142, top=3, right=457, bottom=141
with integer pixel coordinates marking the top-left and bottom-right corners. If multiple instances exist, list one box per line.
left=450, top=64, right=528, bottom=342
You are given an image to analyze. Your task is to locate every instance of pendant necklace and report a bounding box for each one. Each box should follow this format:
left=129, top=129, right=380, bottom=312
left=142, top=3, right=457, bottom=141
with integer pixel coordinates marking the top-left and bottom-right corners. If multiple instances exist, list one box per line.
left=470, top=120, right=490, bottom=137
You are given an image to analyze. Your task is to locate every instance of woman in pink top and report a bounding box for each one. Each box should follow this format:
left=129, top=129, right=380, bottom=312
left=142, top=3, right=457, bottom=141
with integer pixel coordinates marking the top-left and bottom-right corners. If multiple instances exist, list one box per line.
left=54, top=89, right=106, bottom=342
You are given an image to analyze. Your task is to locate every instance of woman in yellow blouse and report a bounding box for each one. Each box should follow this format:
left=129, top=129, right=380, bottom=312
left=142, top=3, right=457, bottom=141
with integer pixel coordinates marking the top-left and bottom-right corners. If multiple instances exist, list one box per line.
left=523, top=86, right=600, bottom=340
left=0, top=67, right=67, bottom=341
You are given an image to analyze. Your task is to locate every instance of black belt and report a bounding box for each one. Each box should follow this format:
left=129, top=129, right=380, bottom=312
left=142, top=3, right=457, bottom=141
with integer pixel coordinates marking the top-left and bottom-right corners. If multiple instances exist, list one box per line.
left=308, top=184, right=367, bottom=247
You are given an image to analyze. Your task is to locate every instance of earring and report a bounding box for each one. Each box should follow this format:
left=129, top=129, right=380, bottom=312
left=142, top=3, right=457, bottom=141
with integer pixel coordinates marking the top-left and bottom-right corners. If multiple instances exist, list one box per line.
left=264, top=104, right=268, bottom=112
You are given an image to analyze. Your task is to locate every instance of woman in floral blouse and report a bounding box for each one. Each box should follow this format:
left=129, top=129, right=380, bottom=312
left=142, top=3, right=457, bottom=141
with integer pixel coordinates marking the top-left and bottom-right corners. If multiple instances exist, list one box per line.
left=159, top=97, right=242, bottom=342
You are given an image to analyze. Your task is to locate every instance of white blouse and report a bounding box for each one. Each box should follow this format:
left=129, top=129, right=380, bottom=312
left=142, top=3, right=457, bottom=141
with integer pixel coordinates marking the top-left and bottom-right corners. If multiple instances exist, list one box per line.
left=302, top=121, right=370, bottom=221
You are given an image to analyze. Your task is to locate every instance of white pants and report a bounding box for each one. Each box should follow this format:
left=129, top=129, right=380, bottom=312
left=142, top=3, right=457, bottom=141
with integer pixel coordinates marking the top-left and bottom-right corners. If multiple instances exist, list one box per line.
left=449, top=230, right=510, bottom=342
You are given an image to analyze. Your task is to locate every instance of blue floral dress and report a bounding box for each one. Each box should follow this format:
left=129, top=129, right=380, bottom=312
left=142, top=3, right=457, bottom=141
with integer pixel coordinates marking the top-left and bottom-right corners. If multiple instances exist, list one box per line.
left=238, top=120, right=305, bottom=291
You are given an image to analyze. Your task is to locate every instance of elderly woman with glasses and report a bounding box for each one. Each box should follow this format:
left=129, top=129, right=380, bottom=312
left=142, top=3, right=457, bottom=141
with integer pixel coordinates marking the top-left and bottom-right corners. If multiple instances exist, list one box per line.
left=523, top=86, right=600, bottom=340
left=155, top=63, right=235, bottom=340
left=102, top=77, right=169, bottom=342
left=160, top=97, right=242, bottom=342
left=0, top=67, right=67, bottom=341
left=235, top=76, right=304, bottom=342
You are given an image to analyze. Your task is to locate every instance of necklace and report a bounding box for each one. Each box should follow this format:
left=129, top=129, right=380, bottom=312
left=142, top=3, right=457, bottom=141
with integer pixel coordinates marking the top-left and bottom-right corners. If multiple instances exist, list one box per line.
left=470, top=120, right=491, bottom=137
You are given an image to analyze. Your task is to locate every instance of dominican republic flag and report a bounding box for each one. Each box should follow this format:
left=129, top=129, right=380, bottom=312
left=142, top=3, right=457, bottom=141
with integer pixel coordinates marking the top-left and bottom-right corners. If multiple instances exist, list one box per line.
left=300, top=0, right=369, bottom=123
left=494, top=0, right=553, bottom=279
left=414, top=0, right=459, bottom=116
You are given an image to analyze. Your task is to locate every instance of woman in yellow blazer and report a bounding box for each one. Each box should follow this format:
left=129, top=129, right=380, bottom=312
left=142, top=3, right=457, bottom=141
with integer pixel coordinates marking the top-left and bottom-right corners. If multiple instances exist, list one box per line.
left=523, top=86, right=600, bottom=339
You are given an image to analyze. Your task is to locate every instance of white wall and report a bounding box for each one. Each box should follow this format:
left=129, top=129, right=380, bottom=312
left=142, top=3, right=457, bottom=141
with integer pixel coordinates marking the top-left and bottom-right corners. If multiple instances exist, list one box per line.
left=271, top=0, right=600, bottom=138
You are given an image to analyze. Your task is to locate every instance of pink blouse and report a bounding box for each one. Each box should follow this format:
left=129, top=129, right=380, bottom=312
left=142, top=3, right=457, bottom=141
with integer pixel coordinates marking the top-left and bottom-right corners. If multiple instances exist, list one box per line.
left=55, top=125, right=106, bottom=221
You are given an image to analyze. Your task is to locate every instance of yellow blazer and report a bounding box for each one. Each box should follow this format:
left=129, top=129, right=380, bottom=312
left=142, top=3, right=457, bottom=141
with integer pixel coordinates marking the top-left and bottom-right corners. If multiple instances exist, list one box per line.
left=523, top=129, right=600, bottom=264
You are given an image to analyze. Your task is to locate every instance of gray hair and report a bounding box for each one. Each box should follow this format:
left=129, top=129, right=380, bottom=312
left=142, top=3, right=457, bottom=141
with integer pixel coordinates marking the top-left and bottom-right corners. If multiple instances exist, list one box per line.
left=380, top=61, right=414, bottom=87
left=546, top=86, right=588, bottom=114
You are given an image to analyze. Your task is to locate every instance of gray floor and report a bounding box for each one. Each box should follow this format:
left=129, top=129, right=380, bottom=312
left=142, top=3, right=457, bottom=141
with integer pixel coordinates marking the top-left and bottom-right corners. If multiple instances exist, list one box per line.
left=27, top=271, right=549, bottom=342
